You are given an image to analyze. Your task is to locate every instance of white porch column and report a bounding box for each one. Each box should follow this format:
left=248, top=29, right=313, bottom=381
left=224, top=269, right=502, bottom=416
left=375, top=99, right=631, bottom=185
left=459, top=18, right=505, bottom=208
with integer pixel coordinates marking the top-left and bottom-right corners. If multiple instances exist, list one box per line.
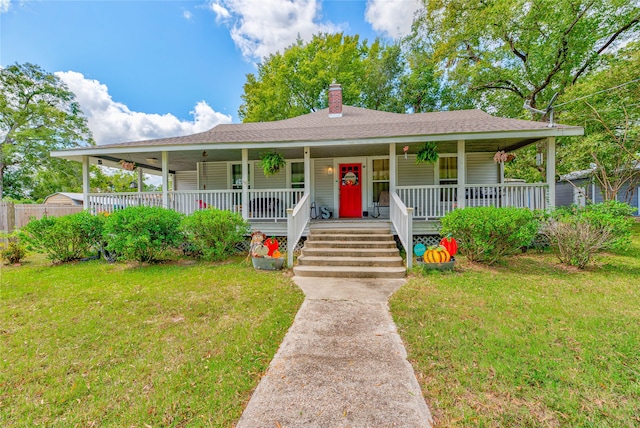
left=304, top=146, right=311, bottom=195
left=82, top=155, right=90, bottom=210
left=457, top=140, right=466, bottom=209
left=389, top=143, right=396, bottom=193
left=161, top=151, right=169, bottom=208
left=546, top=136, right=556, bottom=209
left=241, top=149, right=249, bottom=219
left=137, top=167, right=144, bottom=193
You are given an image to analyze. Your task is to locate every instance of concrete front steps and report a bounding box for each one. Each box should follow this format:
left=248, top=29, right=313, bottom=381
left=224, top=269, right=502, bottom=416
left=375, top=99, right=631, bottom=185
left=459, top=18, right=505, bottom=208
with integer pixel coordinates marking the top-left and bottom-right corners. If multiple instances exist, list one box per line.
left=294, top=224, right=406, bottom=279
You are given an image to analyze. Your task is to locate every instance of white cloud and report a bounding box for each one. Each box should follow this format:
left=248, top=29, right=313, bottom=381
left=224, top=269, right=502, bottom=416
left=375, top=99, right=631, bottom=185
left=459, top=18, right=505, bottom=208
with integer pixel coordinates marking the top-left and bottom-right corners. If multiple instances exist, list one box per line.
left=209, top=0, right=340, bottom=60
left=183, top=10, right=193, bottom=20
left=0, top=0, right=11, bottom=13
left=365, top=0, right=422, bottom=38
left=56, top=71, right=232, bottom=145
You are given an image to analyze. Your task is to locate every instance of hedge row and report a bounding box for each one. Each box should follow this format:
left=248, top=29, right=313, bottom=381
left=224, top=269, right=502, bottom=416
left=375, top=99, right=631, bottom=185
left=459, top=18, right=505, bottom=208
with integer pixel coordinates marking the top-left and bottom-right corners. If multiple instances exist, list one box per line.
left=19, top=206, right=249, bottom=263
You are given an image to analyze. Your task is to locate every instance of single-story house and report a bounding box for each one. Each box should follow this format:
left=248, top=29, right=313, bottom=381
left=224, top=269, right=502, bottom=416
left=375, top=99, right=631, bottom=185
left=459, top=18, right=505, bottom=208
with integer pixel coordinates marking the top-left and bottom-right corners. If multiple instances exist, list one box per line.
left=43, top=192, right=84, bottom=206
left=51, top=84, right=583, bottom=267
left=556, top=165, right=639, bottom=215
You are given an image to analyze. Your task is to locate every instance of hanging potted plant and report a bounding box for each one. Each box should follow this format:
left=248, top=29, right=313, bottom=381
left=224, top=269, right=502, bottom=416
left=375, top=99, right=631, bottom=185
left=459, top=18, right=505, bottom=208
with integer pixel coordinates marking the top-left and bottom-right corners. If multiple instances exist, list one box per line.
left=259, top=151, right=286, bottom=177
left=415, top=142, right=439, bottom=164
left=493, top=150, right=516, bottom=163
left=119, top=160, right=136, bottom=171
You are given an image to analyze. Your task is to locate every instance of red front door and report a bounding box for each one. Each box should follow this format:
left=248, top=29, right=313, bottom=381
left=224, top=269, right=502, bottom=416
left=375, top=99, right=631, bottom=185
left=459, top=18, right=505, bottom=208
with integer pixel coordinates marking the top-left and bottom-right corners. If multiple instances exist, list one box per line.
left=339, top=163, right=362, bottom=218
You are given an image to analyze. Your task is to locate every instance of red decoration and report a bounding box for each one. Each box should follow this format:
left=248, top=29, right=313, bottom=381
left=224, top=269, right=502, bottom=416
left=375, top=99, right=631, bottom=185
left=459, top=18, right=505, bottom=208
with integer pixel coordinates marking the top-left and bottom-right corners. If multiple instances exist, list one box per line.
left=439, top=236, right=458, bottom=256
left=265, top=237, right=279, bottom=256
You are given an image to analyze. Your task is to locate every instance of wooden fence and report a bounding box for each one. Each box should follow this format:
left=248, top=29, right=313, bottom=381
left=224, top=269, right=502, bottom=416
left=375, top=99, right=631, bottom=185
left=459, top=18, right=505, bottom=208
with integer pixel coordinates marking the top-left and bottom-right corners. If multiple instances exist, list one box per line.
left=0, top=202, right=84, bottom=233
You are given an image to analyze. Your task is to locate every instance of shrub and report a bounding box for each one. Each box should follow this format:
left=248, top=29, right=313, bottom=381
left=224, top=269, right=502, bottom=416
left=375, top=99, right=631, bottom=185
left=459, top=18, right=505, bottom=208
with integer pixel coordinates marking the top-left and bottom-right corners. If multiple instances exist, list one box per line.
left=542, top=201, right=634, bottom=268
left=103, top=206, right=184, bottom=263
left=181, top=208, right=249, bottom=261
left=440, top=206, right=540, bottom=265
left=20, top=211, right=103, bottom=263
left=0, top=232, right=27, bottom=264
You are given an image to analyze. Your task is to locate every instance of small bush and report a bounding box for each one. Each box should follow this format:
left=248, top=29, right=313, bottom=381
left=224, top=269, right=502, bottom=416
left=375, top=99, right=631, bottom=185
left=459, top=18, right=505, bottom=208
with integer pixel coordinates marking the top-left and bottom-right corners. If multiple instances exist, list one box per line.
left=103, top=206, right=184, bottom=263
left=21, top=211, right=103, bottom=263
left=440, top=206, right=540, bottom=265
left=0, top=232, right=27, bottom=264
left=542, top=201, right=634, bottom=268
left=181, top=208, right=249, bottom=261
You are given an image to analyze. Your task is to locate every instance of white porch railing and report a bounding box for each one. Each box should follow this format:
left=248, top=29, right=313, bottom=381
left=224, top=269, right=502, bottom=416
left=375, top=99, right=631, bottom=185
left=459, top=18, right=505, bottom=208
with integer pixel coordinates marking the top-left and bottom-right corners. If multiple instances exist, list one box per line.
left=397, top=183, right=549, bottom=218
left=396, top=185, right=457, bottom=219
left=88, top=192, right=163, bottom=214
left=247, top=189, right=305, bottom=221
left=287, top=193, right=311, bottom=268
left=88, top=189, right=305, bottom=220
left=390, top=191, right=413, bottom=270
left=169, top=190, right=242, bottom=214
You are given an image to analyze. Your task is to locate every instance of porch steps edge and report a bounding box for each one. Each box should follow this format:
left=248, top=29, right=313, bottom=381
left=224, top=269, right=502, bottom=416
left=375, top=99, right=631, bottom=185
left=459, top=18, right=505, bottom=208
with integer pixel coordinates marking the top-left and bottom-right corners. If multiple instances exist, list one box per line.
left=297, top=256, right=403, bottom=267
left=293, top=265, right=406, bottom=279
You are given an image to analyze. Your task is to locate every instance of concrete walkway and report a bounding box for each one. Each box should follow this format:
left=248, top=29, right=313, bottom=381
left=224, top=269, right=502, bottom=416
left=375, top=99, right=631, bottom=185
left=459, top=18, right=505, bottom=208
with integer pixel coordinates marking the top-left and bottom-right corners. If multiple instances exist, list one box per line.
left=236, top=278, right=433, bottom=428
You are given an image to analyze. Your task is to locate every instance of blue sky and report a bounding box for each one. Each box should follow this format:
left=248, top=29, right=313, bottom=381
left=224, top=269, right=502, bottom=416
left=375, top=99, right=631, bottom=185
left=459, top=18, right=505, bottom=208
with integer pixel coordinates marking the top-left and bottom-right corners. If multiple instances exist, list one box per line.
left=1, top=0, right=421, bottom=145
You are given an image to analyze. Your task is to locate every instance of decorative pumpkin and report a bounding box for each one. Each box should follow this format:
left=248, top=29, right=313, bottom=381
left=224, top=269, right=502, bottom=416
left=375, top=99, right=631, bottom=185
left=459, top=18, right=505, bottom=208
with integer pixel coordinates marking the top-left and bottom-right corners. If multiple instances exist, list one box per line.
left=424, top=246, right=451, bottom=263
left=440, top=236, right=458, bottom=256
left=414, top=243, right=426, bottom=257
left=265, top=237, right=279, bottom=256
left=272, top=250, right=281, bottom=259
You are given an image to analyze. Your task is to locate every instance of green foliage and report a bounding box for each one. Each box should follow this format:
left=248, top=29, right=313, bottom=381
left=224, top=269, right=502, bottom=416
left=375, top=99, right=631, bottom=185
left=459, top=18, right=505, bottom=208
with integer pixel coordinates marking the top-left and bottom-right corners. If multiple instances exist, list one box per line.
left=0, top=63, right=93, bottom=200
left=259, top=151, right=286, bottom=177
left=102, top=206, right=184, bottom=263
left=555, top=42, right=640, bottom=201
left=181, top=209, right=249, bottom=261
left=543, top=201, right=635, bottom=268
left=20, top=211, right=103, bottom=263
left=415, top=142, right=439, bottom=164
left=414, top=0, right=640, bottom=118
left=239, top=33, right=405, bottom=122
left=441, top=206, right=540, bottom=265
left=0, top=232, right=27, bottom=264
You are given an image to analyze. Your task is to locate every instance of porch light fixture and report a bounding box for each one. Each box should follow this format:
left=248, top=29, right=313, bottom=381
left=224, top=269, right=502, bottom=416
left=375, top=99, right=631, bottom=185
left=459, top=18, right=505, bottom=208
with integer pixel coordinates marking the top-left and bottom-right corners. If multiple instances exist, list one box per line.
left=327, top=166, right=333, bottom=175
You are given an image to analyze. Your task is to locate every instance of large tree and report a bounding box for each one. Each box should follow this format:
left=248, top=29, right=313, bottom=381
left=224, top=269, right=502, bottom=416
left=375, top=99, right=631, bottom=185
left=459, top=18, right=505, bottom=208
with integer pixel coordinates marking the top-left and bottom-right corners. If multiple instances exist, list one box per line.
left=239, top=33, right=406, bottom=122
left=414, top=0, right=640, bottom=118
left=556, top=42, right=640, bottom=202
left=0, top=63, right=93, bottom=199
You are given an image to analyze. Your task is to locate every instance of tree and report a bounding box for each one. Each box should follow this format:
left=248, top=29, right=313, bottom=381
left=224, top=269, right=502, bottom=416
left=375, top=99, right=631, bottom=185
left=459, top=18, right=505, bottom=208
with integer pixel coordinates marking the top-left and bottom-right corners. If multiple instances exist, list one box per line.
left=239, top=33, right=405, bottom=122
left=556, top=42, right=640, bottom=202
left=414, top=0, right=640, bottom=118
left=0, top=63, right=93, bottom=199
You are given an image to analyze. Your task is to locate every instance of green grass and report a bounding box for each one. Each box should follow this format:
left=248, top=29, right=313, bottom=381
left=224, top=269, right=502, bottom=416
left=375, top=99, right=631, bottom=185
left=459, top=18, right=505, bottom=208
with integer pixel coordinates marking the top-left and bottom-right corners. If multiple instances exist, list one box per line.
left=0, top=256, right=304, bottom=427
left=391, top=223, right=640, bottom=426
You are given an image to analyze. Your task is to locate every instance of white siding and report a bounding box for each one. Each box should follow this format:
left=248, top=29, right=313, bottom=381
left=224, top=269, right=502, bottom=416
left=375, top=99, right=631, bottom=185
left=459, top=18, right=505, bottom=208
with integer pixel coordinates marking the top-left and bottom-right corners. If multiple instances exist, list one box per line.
left=466, top=153, right=498, bottom=184
left=313, top=158, right=334, bottom=212
left=254, top=161, right=286, bottom=189
left=397, top=155, right=434, bottom=185
left=175, top=171, right=197, bottom=191
left=198, top=162, right=227, bottom=190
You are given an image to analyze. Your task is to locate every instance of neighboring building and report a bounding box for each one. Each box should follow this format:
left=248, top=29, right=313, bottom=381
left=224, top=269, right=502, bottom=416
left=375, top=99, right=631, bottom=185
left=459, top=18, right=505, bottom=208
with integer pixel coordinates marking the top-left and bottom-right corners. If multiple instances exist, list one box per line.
left=51, top=84, right=583, bottom=265
left=556, top=167, right=640, bottom=216
left=43, top=192, right=84, bottom=206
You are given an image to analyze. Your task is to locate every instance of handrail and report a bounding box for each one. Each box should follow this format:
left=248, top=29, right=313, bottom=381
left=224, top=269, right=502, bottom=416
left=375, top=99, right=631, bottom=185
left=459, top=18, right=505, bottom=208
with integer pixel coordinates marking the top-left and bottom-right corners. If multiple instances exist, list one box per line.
left=287, top=193, right=311, bottom=268
left=390, top=191, right=413, bottom=270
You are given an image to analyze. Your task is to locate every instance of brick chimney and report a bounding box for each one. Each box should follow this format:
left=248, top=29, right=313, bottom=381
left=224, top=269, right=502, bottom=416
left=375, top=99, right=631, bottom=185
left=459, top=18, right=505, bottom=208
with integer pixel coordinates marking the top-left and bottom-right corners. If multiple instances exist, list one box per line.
left=328, top=83, right=342, bottom=118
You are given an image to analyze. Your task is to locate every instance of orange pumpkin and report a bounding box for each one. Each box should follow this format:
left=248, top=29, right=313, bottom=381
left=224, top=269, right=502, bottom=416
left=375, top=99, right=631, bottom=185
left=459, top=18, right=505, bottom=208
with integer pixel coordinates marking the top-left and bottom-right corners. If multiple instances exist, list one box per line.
left=272, top=250, right=281, bottom=259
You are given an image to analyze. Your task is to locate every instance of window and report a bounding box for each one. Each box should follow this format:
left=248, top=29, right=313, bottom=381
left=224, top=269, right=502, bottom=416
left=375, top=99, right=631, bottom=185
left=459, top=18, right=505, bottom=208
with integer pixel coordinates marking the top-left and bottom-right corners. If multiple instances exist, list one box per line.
left=372, top=158, right=390, bottom=204
left=291, top=162, right=304, bottom=189
left=231, top=163, right=251, bottom=189
left=439, top=157, right=458, bottom=185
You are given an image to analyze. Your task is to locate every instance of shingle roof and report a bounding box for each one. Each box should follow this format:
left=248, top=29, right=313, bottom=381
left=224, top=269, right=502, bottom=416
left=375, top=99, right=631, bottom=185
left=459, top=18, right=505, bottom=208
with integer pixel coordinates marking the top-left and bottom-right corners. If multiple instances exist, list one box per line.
left=96, top=106, right=581, bottom=148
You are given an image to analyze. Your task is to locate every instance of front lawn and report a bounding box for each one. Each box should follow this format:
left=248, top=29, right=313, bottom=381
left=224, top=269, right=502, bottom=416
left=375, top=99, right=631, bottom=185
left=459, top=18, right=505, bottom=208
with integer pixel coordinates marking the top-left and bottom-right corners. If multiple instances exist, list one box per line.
left=0, top=257, right=304, bottom=426
left=391, top=223, right=640, bottom=426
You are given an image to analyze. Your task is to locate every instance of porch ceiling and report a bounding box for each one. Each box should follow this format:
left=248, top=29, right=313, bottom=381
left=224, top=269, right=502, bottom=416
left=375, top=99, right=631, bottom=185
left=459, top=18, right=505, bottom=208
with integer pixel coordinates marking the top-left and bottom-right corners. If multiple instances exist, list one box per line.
left=67, top=136, right=542, bottom=173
